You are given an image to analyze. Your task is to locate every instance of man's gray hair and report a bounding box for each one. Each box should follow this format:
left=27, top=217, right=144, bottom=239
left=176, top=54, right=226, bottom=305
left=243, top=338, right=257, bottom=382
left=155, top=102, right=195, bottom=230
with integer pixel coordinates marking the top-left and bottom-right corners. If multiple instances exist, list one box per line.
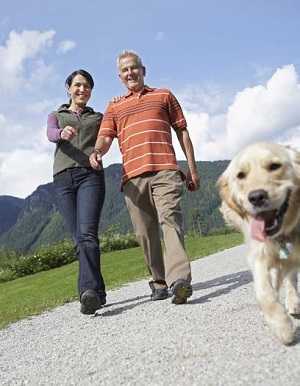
left=117, top=50, right=143, bottom=69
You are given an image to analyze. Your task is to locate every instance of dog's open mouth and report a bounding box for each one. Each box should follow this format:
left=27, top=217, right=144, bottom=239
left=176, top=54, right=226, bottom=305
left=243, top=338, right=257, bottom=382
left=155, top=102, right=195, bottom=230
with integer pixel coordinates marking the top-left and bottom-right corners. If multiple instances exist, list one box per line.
left=250, top=191, right=291, bottom=241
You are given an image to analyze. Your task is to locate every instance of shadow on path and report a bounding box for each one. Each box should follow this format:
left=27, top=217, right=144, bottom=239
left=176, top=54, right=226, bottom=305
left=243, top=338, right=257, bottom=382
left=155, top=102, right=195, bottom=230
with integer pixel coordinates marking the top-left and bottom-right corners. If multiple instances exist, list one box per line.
left=94, top=271, right=253, bottom=317
left=291, top=326, right=300, bottom=345
left=94, top=295, right=150, bottom=317
left=190, top=270, right=253, bottom=305
left=107, top=295, right=149, bottom=308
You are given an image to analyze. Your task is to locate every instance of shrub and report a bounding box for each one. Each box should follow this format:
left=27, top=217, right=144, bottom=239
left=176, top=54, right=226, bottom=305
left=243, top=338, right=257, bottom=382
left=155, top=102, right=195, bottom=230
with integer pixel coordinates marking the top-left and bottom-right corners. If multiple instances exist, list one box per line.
left=207, top=226, right=239, bottom=236
left=0, top=231, right=138, bottom=283
left=6, top=240, right=76, bottom=278
left=0, top=269, right=17, bottom=283
left=187, top=226, right=237, bottom=238
left=100, top=232, right=138, bottom=252
left=0, top=248, right=20, bottom=270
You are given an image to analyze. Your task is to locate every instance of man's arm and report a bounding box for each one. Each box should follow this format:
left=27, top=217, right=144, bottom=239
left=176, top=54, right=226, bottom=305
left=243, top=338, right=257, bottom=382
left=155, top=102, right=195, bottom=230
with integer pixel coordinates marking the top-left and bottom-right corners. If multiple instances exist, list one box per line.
left=90, top=101, right=117, bottom=170
left=175, top=128, right=200, bottom=191
left=89, top=135, right=113, bottom=170
left=166, top=91, right=200, bottom=191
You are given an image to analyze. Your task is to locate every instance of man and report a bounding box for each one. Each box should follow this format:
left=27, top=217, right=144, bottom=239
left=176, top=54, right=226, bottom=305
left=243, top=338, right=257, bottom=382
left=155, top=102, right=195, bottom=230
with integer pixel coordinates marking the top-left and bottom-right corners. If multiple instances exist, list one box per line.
left=90, top=50, right=200, bottom=304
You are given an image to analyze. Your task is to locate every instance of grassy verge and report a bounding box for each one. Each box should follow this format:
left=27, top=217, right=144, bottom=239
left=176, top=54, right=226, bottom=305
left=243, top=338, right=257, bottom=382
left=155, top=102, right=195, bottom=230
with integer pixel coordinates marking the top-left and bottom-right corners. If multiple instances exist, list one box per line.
left=0, top=233, right=242, bottom=329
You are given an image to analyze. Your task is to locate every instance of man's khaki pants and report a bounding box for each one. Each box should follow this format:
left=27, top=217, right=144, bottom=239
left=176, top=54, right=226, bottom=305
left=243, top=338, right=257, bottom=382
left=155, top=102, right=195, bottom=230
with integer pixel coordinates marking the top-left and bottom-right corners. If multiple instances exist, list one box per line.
left=123, top=170, right=191, bottom=288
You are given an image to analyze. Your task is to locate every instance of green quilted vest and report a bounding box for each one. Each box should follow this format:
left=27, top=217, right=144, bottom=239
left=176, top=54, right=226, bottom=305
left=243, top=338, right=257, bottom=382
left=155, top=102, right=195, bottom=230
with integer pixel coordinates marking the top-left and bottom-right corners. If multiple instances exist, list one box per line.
left=53, top=105, right=102, bottom=175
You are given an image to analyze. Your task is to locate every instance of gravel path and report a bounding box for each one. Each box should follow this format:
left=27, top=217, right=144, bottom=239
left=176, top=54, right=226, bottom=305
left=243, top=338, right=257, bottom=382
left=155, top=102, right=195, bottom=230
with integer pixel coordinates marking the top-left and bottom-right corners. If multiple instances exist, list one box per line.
left=1, top=245, right=300, bottom=385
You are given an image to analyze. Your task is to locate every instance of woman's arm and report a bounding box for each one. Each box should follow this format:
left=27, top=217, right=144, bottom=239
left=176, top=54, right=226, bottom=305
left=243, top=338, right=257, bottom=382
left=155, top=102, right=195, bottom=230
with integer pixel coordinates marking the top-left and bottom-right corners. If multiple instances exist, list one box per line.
left=47, top=113, right=62, bottom=143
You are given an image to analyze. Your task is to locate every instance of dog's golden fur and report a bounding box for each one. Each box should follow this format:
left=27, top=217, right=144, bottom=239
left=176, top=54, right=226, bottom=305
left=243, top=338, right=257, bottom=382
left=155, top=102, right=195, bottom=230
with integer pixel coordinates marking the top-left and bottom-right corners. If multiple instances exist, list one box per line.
left=218, top=142, right=300, bottom=344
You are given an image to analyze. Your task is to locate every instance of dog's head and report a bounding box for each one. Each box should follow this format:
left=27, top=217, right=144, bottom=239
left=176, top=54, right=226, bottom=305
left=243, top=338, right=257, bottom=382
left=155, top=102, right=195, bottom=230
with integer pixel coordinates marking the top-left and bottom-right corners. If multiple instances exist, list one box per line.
left=217, top=142, right=300, bottom=241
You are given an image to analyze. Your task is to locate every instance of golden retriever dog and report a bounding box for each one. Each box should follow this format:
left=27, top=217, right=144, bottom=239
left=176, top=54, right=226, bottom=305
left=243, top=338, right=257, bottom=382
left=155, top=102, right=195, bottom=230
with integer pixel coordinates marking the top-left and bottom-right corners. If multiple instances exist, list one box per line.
left=217, top=142, right=300, bottom=344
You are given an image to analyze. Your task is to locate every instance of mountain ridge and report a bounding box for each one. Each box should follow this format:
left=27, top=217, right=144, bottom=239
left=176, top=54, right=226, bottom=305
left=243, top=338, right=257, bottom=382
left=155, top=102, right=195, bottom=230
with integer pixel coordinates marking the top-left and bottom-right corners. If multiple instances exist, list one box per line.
left=0, top=160, right=229, bottom=252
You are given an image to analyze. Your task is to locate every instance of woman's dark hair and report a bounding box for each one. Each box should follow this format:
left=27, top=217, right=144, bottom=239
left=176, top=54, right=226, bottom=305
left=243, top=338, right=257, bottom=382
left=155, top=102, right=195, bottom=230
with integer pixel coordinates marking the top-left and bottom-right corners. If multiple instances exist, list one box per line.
left=65, top=69, right=94, bottom=89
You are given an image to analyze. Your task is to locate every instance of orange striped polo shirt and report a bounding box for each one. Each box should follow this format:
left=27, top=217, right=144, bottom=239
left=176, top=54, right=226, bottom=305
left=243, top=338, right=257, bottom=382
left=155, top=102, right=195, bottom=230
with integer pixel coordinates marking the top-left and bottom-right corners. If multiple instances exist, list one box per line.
left=98, top=86, right=187, bottom=184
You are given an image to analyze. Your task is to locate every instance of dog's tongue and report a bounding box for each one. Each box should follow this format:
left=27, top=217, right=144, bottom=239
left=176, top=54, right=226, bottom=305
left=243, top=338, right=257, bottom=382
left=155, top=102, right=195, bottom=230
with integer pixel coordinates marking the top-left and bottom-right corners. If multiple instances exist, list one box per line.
left=250, top=217, right=267, bottom=241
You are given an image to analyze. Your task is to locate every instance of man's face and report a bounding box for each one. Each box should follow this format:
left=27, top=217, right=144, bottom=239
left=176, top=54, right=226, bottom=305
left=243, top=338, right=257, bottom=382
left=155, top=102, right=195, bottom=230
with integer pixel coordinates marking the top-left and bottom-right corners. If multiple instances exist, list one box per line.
left=118, top=56, right=145, bottom=92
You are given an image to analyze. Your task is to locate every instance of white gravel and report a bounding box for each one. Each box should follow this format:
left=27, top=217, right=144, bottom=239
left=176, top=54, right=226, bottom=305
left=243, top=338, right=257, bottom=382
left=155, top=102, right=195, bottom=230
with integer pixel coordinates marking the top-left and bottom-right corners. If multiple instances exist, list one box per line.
left=1, top=245, right=300, bottom=385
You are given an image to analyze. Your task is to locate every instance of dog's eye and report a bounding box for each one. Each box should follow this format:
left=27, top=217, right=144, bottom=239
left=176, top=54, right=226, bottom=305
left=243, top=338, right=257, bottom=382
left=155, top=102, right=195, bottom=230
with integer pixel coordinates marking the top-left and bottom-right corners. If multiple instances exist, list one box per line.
left=237, top=171, right=246, bottom=179
left=268, top=163, right=282, bottom=171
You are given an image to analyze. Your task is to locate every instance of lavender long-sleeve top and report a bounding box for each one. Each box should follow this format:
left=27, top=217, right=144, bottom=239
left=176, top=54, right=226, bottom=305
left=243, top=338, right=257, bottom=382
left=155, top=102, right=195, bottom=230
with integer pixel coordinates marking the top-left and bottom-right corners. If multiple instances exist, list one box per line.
left=47, top=113, right=63, bottom=143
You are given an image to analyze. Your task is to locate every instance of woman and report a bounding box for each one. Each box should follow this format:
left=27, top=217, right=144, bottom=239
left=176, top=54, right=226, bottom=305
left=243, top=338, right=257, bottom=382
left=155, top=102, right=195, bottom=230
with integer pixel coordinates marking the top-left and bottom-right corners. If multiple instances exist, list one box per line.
left=47, top=69, right=105, bottom=314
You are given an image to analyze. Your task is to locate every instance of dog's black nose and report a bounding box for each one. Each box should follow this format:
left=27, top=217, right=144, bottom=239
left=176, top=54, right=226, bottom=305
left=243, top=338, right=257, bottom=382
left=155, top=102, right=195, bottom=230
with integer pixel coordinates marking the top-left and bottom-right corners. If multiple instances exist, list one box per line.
left=248, top=189, right=268, bottom=207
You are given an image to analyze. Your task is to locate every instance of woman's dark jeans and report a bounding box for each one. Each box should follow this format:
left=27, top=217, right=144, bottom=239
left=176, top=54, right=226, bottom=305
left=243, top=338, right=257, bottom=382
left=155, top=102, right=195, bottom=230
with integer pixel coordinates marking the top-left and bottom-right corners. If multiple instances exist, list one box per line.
left=54, top=167, right=106, bottom=298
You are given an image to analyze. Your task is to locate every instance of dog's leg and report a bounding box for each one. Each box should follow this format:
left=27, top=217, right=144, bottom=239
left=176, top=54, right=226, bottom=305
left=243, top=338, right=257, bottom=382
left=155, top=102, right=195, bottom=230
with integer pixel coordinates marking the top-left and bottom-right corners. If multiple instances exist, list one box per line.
left=269, top=267, right=283, bottom=290
left=253, top=254, right=295, bottom=345
left=285, top=271, right=300, bottom=317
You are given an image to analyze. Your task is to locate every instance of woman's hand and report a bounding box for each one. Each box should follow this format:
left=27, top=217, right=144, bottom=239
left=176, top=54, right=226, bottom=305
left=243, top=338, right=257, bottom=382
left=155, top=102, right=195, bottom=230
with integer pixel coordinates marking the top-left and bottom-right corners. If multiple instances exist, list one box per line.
left=60, top=126, right=77, bottom=141
left=89, top=150, right=103, bottom=170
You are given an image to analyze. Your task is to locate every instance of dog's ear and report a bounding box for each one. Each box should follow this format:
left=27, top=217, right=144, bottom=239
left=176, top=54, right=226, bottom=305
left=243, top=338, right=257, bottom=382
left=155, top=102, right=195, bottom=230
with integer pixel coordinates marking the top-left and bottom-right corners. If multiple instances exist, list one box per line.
left=287, top=146, right=300, bottom=182
left=217, top=174, right=246, bottom=220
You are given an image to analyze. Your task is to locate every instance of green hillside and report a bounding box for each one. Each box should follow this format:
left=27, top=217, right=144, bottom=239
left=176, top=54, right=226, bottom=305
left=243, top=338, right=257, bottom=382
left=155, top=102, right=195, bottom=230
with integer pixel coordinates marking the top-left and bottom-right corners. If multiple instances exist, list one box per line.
left=0, top=160, right=229, bottom=252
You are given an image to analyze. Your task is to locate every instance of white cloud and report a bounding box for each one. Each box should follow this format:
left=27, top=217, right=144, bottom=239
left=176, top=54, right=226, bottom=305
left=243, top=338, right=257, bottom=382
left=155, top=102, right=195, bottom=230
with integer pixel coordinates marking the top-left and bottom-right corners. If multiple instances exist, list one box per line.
left=0, top=29, right=55, bottom=92
left=0, top=138, right=121, bottom=198
left=226, top=65, right=300, bottom=153
left=27, top=59, right=55, bottom=89
left=57, top=39, right=76, bottom=54
left=176, top=64, right=300, bottom=162
left=0, top=106, right=120, bottom=197
left=176, top=86, right=230, bottom=160
left=3, top=60, right=300, bottom=198
left=0, top=112, right=53, bottom=153
left=0, top=114, right=24, bottom=152
left=0, top=113, right=6, bottom=125
left=179, top=85, right=228, bottom=115
left=101, top=141, right=122, bottom=167
left=25, top=99, right=59, bottom=115
left=0, top=29, right=60, bottom=197
left=173, top=110, right=211, bottom=160
left=0, top=149, right=53, bottom=198
left=251, top=63, right=274, bottom=81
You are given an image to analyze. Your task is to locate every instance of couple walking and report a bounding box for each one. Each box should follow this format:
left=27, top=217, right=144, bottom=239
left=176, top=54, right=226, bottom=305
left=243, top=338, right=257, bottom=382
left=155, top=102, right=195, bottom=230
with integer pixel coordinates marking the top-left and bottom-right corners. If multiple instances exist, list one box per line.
left=47, top=50, right=200, bottom=314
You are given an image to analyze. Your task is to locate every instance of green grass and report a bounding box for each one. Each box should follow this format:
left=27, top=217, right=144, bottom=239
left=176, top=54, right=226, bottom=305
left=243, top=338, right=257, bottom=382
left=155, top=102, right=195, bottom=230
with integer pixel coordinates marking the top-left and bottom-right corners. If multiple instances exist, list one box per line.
left=0, top=233, right=242, bottom=329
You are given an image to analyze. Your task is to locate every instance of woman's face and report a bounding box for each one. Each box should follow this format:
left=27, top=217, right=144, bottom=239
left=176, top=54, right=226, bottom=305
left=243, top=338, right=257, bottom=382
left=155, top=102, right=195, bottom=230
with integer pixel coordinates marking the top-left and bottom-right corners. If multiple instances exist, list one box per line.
left=67, top=74, right=92, bottom=107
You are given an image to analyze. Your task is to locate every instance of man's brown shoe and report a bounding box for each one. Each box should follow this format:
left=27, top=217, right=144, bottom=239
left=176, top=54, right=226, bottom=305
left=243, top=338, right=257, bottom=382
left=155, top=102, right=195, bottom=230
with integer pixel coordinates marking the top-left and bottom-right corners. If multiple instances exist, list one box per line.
left=149, top=281, right=169, bottom=301
left=171, top=279, right=192, bottom=304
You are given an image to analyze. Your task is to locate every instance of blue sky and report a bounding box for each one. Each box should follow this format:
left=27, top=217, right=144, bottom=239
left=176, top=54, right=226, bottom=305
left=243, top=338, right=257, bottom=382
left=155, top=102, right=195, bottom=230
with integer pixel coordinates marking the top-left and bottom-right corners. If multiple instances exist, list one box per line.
left=1, top=0, right=300, bottom=197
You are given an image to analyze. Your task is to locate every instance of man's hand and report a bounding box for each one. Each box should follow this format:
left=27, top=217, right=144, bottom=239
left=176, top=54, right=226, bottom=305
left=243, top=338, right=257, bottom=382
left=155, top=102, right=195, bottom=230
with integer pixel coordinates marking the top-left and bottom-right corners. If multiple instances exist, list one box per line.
left=89, top=150, right=103, bottom=170
left=60, top=126, right=77, bottom=141
left=186, top=170, right=200, bottom=191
